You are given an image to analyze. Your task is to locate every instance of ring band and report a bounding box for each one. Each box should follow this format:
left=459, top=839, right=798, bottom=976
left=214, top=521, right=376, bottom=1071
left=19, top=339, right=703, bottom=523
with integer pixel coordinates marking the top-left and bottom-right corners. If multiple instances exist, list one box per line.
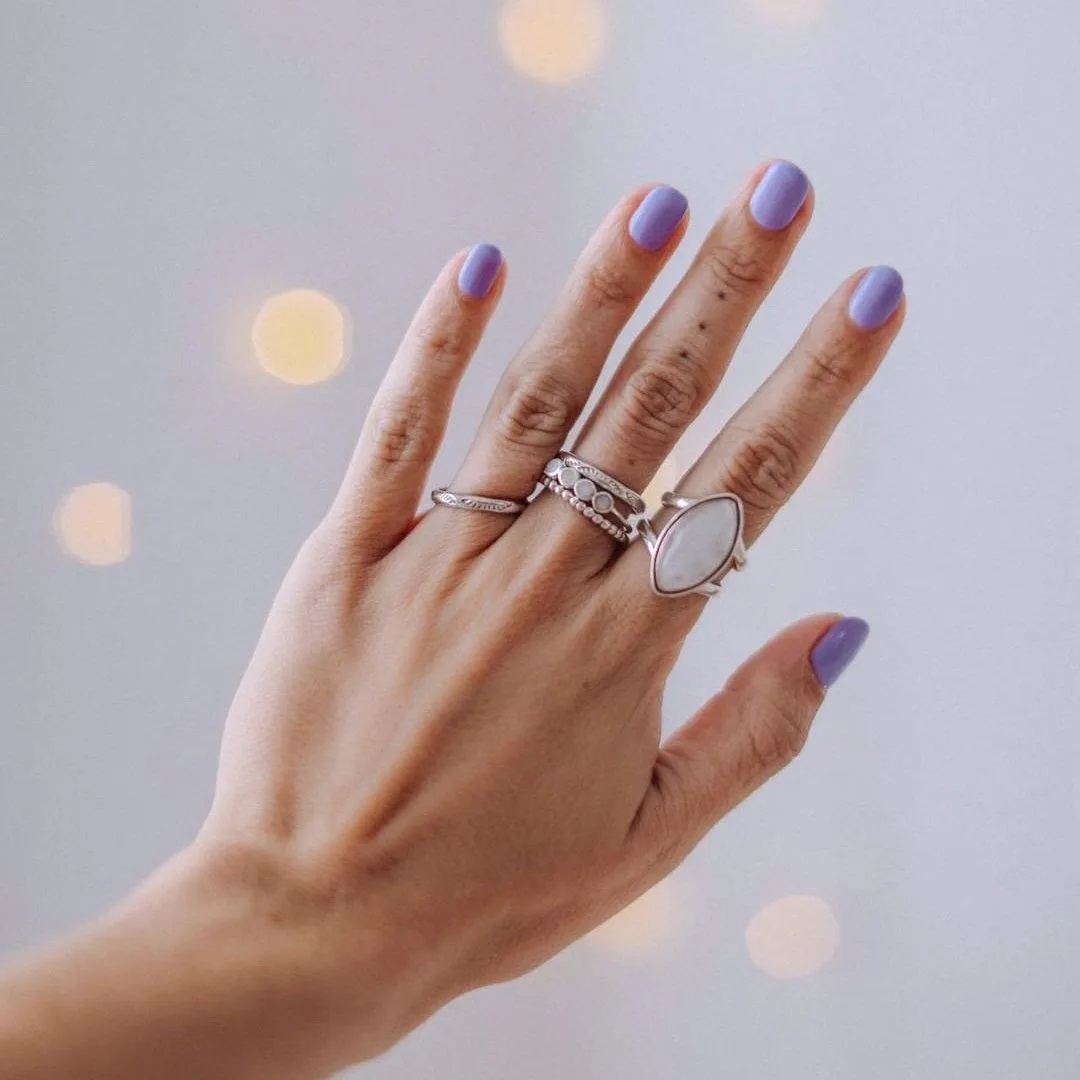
left=539, top=452, right=644, bottom=543
left=431, top=488, right=527, bottom=515
left=556, top=451, right=646, bottom=516
left=539, top=474, right=630, bottom=542
left=638, top=491, right=748, bottom=598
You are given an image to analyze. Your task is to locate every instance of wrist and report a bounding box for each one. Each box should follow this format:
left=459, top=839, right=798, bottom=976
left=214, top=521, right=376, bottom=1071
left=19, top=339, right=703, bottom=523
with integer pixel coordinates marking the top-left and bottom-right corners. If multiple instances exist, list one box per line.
left=1, top=840, right=440, bottom=1079
left=123, top=840, right=442, bottom=1076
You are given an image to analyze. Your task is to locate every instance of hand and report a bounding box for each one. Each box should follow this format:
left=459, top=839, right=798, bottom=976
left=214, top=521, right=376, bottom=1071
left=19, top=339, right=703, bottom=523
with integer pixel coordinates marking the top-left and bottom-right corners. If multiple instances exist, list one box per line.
left=0, top=161, right=904, bottom=1080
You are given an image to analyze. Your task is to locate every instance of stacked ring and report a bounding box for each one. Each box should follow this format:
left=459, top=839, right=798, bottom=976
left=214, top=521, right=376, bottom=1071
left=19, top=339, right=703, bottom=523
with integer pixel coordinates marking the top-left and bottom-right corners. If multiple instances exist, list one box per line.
left=538, top=452, right=643, bottom=543
left=554, top=452, right=646, bottom=516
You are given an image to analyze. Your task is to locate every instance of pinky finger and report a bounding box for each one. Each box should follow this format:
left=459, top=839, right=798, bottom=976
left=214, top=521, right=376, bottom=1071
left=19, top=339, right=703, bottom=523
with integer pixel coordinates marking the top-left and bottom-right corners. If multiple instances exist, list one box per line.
left=332, top=244, right=505, bottom=557
left=629, top=615, right=870, bottom=869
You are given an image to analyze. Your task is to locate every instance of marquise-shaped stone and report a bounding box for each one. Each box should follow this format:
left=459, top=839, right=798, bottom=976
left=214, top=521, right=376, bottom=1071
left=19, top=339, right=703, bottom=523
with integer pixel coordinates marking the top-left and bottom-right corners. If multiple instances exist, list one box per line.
left=652, top=496, right=741, bottom=595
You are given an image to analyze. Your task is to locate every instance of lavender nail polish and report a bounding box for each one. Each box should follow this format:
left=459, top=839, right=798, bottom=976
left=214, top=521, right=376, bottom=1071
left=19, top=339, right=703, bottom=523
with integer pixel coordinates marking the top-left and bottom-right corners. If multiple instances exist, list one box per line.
left=810, top=617, right=870, bottom=689
left=848, top=266, right=904, bottom=330
left=459, top=244, right=503, bottom=300
left=629, top=186, right=688, bottom=252
left=749, top=161, right=810, bottom=231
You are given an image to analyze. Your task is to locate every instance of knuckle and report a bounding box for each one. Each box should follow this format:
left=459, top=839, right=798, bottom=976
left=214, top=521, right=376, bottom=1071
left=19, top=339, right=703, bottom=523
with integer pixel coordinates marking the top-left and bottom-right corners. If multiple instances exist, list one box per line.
left=580, top=261, right=639, bottom=312
left=497, top=370, right=576, bottom=451
left=368, top=397, right=437, bottom=466
left=411, top=316, right=470, bottom=374
left=701, top=242, right=772, bottom=300
left=723, top=422, right=802, bottom=514
left=743, top=690, right=810, bottom=775
left=802, top=337, right=860, bottom=394
left=619, top=359, right=705, bottom=450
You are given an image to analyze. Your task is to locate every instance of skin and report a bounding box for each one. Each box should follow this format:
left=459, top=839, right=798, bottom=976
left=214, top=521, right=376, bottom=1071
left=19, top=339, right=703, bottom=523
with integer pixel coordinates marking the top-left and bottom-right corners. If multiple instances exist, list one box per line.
left=0, top=161, right=904, bottom=1079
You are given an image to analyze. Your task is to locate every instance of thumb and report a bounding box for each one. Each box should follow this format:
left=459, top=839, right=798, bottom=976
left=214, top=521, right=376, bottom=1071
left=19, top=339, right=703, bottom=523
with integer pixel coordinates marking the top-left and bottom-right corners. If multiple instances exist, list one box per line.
left=632, top=614, right=871, bottom=867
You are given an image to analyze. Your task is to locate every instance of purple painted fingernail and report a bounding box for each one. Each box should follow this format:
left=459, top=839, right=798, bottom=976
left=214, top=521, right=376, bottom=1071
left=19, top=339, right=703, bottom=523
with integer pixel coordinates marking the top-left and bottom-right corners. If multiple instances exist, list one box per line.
left=810, top=617, right=870, bottom=689
left=749, top=161, right=810, bottom=231
left=459, top=244, right=503, bottom=300
left=629, top=186, right=689, bottom=252
left=848, top=266, right=904, bottom=330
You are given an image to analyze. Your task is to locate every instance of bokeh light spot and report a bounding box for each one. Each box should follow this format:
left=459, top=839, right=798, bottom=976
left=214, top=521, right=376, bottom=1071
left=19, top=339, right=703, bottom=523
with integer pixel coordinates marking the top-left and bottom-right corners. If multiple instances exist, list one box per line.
left=589, top=880, right=683, bottom=958
left=54, top=483, right=132, bottom=566
left=644, top=453, right=680, bottom=510
left=252, top=289, right=349, bottom=386
left=752, top=0, right=828, bottom=28
left=746, top=895, right=840, bottom=979
left=499, top=0, right=606, bottom=85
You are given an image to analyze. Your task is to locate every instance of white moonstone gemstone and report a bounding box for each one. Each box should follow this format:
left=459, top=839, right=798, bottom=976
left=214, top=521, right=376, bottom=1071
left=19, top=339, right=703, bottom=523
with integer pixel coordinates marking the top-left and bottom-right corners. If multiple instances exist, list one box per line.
left=652, top=496, right=740, bottom=595
left=573, top=477, right=597, bottom=501
left=558, top=466, right=581, bottom=488
left=544, top=458, right=562, bottom=477
left=592, top=490, right=614, bottom=513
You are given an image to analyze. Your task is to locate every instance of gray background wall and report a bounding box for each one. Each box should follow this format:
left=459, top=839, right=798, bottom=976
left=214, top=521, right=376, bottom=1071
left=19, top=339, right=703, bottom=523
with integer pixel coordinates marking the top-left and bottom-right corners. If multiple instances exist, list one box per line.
left=3, top=2, right=1079, bottom=1077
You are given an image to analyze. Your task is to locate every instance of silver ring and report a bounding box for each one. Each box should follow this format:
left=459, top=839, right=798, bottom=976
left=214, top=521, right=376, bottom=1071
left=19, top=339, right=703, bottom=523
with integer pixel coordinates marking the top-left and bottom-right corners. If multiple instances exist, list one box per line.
left=431, top=488, right=527, bottom=515
left=539, top=452, right=644, bottom=543
left=539, top=474, right=630, bottom=542
left=556, top=452, right=646, bottom=516
left=636, top=491, right=747, bottom=598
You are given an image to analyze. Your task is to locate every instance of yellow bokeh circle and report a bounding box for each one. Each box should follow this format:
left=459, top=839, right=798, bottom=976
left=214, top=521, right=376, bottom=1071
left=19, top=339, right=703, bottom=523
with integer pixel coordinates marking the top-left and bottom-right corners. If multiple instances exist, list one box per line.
left=643, top=453, right=680, bottom=511
left=499, top=0, right=606, bottom=85
left=745, top=894, right=840, bottom=979
left=54, top=483, right=132, bottom=566
left=252, top=289, right=349, bottom=386
left=589, top=880, right=683, bottom=958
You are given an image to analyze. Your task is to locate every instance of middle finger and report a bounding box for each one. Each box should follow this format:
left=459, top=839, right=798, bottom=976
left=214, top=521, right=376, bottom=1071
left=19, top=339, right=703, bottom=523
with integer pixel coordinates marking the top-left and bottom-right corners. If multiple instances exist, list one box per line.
left=570, top=159, right=813, bottom=524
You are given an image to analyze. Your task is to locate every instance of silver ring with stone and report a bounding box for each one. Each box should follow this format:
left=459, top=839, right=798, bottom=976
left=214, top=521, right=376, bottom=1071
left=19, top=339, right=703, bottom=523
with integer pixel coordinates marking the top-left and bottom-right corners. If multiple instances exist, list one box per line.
left=637, top=491, right=748, bottom=598
left=539, top=474, right=630, bottom=542
left=539, top=453, right=643, bottom=543
left=555, top=451, right=647, bottom=516
left=431, top=488, right=527, bottom=515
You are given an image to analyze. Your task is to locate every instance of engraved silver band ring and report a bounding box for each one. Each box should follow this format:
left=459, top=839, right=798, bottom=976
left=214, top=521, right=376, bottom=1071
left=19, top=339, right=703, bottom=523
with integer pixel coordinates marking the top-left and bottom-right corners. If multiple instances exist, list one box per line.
left=430, top=488, right=527, bottom=515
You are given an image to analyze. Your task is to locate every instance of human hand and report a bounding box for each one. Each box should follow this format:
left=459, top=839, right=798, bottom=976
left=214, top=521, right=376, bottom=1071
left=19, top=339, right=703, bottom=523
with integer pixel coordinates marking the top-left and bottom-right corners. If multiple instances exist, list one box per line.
left=192, top=159, right=904, bottom=1072
left=0, top=161, right=904, bottom=1080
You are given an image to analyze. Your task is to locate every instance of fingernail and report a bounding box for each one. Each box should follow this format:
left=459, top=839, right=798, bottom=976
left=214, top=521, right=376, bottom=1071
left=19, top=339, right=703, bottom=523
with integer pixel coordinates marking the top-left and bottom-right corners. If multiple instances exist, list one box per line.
left=848, top=266, right=904, bottom=330
left=749, top=160, right=810, bottom=231
left=810, top=617, right=870, bottom=689
left=458, top=243, right=503, bottom=300
left=629, top=185, right=689, bottom=252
